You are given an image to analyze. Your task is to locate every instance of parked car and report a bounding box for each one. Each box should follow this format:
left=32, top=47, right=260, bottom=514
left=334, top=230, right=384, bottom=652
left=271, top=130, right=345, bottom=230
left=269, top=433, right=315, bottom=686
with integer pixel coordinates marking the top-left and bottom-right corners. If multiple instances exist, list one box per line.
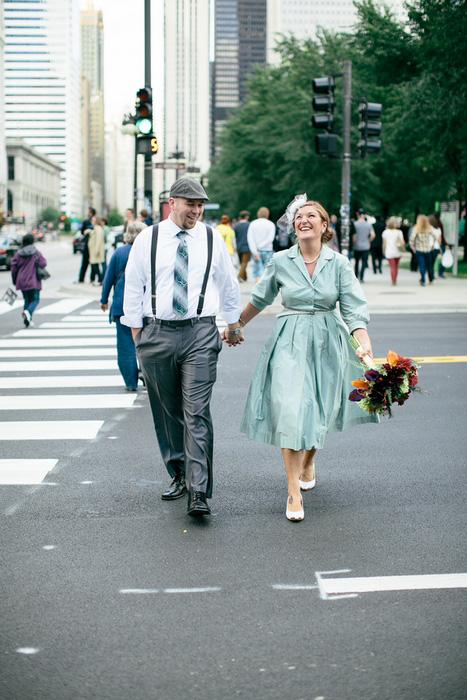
left=107, top=225, right=124, bottom=249
left=0, top=234, right=21, bottom=270
left=72, top=231, right=87, bottom=254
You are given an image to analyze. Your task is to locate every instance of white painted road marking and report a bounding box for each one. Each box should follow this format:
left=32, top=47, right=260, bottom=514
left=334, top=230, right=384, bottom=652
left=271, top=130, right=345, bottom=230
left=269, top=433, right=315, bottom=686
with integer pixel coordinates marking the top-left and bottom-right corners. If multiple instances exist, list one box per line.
left=0, top=421, right=104, bottom=440
left=0, top=394, right=137, bottom=410
left=34, top=299, right=93, bottom=314
left=0, top=338, right=115, bottom=347
left=0, top=348, right=117, bottom=358
left=0, top=360, right=118, bottom=371
left=0, top=459, right=58, bottom=485
left=319, top=573, right=467, bottom=596
left=0, top=376, right=123, bottom=389
left=0, top=299, right=23, bottom=315
left=38, top=322, right=110, bottom=329
left=12, top=329, right=115, bottom=337
left=120, top=587, right=222, bottom=595
left=120, top=589, right=160, bottom=594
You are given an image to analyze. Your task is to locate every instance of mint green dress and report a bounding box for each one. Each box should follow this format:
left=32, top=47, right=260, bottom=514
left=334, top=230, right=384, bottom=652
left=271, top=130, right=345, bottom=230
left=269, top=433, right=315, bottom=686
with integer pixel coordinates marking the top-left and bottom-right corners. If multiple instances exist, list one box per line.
left=240, top=244, right=379, bottom=450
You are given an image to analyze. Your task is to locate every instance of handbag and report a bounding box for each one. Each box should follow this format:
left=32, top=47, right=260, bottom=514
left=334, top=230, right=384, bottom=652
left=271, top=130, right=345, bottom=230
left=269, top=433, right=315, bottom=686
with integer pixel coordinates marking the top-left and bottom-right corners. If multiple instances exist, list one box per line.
left=35, top=255, right=51, bottom=280
left=441, top=249, right=453, bottom=268
left=396, top=234, right=406, bottom=253
left=2, top=286, right=18, bottom=306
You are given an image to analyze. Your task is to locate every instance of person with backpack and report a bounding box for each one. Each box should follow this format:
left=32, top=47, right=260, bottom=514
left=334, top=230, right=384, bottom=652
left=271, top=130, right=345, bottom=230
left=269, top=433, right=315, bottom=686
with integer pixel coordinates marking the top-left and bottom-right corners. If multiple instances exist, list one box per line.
left=10, top=233, right=47, bottom=328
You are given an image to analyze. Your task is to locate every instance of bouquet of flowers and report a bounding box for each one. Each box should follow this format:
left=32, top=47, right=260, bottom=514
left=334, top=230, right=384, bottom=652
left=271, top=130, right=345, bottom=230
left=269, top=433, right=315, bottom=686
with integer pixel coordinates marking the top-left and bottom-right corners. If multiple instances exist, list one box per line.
left=348, top=336, right=420, bottom=417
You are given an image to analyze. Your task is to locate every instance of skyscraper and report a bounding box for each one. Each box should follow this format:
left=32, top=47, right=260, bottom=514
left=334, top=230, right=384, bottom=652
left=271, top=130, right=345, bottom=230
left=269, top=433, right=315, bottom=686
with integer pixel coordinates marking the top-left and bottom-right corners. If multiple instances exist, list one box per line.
left=266, top=0, right=407, bottom=62
left=212, top=0, right=267, bottom=156
left=164, top=0, right=211, bottom=187
left=80, top=0, right=105, bottom=213
left=3, top=0, right=82, bottom=218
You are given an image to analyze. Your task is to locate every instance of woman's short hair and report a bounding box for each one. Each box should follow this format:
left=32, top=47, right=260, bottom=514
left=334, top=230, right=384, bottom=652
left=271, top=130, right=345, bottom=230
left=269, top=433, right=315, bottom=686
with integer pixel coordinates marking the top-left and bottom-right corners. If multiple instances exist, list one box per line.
left=220, top=214, right=230, bottom=225
left=257, top=207, right=270, bottom=219
left=386, top=216, right=398, bottom=229
left=21, top=233, right=34, bottom=247
left=124, top=220, right=146, bottom=244
left=293, top=200, right=332, bottom=244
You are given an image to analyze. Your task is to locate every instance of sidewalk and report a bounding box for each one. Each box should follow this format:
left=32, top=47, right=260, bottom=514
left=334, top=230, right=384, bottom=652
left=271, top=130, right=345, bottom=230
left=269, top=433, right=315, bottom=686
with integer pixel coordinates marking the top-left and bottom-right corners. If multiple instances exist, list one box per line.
left=58, top=255, right=466, bottom=315
left=237, top=255, right=467, bottom=315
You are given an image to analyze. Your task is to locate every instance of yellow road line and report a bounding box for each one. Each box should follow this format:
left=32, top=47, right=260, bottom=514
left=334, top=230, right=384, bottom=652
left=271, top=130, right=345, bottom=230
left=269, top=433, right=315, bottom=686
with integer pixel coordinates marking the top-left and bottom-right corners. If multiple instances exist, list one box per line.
left=374, top=356, right=467, bottom=364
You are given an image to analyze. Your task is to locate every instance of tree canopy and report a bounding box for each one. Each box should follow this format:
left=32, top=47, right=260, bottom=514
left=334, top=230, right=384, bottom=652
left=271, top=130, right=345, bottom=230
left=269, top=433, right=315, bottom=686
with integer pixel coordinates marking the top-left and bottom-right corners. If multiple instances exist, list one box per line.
left=208, top=0, right=467, bottom=223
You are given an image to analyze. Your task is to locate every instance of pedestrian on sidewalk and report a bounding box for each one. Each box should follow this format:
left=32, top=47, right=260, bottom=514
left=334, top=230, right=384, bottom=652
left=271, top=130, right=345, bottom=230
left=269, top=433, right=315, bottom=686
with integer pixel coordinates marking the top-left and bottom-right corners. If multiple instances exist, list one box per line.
left=88, top=215, right=105, bottom=285
left=409, top=215, right=435, bottom=286
left=247, top=206, right=276, bottom=282
left=382, top=217, right=405, bottom=285
left=216, top=214, right=237, bottom=268
left=371, top=214, right=385, bottom=273
left=233, top=210, right=251, bottom=281
left=353, top=209, right=375, bottom=282
left=10, top=233, right=47, bottom=328
left=224, top=195, right=378, bottom=523
left=77, top=207, right=96, bottom=283
left=100, top=221, right=146, bottom=391
left=121, top=178, right=242, bottom=517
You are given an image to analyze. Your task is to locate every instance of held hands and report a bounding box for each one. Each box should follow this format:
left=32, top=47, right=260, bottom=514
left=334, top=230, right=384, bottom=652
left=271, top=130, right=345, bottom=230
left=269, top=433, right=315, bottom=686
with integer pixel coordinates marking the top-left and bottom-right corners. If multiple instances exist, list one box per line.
left=221, top=327, right=244, bottom=347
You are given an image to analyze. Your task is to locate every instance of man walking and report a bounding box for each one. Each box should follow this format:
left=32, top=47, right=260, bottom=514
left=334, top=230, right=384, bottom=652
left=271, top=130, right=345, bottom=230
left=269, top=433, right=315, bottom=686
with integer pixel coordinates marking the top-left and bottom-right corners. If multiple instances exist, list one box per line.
left=233, top=210, right=251, bottom=281
left=122, top=178, right=243, bottom=517
left=77, top=207, right=96, bottom=283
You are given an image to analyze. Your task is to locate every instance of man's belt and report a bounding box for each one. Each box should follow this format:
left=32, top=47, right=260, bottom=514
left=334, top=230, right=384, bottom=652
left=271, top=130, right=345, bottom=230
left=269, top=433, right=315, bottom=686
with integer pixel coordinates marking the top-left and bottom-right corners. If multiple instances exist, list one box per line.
left=143, top=316, right=216, bottom=328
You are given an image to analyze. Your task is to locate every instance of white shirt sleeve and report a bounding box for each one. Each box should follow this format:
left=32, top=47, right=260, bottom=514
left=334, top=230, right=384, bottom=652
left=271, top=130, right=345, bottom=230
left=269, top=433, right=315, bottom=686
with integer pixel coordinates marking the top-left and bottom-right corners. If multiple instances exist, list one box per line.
left=212, top=230, right=242, bottom=324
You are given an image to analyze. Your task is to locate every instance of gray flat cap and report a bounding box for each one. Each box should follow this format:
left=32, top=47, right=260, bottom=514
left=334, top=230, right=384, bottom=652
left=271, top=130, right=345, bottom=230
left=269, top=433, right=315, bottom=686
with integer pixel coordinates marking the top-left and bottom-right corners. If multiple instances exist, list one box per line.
left=169, top=178, right=209, bottom=201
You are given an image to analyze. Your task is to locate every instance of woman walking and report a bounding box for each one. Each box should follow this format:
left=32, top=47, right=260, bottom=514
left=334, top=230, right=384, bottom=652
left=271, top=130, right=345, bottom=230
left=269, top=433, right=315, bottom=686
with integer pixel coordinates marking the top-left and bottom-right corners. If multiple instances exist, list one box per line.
left=382, top=217, right=405, bottom=285
left=88, top=215, right=105, bottom=285
left=224, top=195, right=379, bottom=522
left=100, top=221, right=146, bottom=390
left=11, top=233, right=47, bottom=328
left=409, top=215, right=435, bottom=286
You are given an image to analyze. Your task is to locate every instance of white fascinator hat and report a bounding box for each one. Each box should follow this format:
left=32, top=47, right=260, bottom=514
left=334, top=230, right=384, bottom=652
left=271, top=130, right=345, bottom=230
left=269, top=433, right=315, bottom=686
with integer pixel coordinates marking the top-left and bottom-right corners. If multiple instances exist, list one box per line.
left=276, top=193, right=308, bottom=234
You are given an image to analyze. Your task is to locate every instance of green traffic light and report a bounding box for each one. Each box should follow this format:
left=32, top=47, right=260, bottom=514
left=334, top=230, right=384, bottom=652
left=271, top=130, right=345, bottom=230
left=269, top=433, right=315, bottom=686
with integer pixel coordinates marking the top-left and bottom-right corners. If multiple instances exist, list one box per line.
left=136, top=117, right=152, bottom=135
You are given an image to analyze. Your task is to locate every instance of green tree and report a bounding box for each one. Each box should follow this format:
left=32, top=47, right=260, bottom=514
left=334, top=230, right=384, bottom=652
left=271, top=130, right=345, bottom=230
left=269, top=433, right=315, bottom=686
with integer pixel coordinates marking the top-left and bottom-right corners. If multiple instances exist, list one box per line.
left=38, top=206, right=60, bottom=228
left=107, top=208, right=125, bottom=227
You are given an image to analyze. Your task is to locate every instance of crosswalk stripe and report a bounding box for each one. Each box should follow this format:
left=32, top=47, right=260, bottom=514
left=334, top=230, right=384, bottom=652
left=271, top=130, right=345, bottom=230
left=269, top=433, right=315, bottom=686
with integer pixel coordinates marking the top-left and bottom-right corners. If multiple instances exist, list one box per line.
left=38, top=322, right=110, bottom=329
left=0, top=421, right=104, bottom=440
left=0, top=394, right=137, bottom=410
left=0, top=376, right=123, bottom=388
left=0, top=348, right=117, bottom=358
left=62, top=315, right=108, bottom=322
left=0, top=360, right=118, bottom=372
left=0, top=300, right=23, bottom=315
left=0, top=338, right=115, bottom=347
left=0, top=459, right=58, bottom=485
left=34, top=299, right=94, bottom=315
left=12, top=329, right=115, bottom=337
left=319, top=573, right=467, bottom=595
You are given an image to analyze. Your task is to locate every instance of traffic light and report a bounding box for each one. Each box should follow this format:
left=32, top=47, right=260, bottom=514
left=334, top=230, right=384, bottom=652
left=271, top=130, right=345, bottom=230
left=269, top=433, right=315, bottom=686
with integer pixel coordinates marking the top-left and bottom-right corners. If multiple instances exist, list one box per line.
left=358, top=102, right=382, bottom=158
left=136, top=135, right=158, bottom=156
left=312, top=76, right=337, bottom=157
left=135, top=87, right=152, bottom=135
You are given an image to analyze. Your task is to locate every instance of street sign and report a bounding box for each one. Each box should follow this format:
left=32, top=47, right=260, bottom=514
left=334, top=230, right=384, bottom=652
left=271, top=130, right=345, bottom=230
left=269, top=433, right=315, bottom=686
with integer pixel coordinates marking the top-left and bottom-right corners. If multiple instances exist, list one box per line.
left=154, top=162, right=186, bottom=170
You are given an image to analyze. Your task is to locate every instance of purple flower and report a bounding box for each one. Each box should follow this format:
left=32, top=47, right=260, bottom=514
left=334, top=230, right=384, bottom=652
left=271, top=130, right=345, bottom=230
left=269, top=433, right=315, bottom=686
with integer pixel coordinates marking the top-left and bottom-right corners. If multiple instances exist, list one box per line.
left=349, top=389, right=363, bottom=402
left=365, top=369, right=380, bottom=381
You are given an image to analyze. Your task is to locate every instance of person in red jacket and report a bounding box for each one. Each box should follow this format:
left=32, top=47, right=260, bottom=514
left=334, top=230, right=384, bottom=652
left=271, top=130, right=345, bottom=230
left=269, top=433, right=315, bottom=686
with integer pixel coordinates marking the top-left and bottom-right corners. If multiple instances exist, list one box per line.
left=10, top=233, right=47, bottom=328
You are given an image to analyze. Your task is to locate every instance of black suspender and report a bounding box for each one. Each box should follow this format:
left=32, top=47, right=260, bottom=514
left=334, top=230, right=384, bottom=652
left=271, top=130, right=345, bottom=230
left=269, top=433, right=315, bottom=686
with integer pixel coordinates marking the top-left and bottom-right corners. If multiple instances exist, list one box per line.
left=150, top=224, right=214, bottom=319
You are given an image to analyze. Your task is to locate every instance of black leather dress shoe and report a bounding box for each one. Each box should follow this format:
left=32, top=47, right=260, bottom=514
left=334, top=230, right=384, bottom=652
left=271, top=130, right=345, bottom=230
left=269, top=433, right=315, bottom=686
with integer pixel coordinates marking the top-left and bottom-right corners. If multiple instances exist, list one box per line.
left=187, top=491, right=211, bottom=517
left=161, top=475, right=187, bottom=501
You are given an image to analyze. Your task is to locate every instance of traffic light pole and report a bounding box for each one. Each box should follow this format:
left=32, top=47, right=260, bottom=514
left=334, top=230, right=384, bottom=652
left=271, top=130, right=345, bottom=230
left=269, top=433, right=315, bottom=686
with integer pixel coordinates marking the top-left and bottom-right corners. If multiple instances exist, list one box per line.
left=144, top=0, right=152, bottom=215
left=340, top=60, right=352, bottom=257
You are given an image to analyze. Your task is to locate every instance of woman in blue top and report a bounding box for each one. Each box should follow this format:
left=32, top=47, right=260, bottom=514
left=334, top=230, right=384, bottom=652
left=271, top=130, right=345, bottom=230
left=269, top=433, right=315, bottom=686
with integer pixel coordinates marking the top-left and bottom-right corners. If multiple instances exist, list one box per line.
left=224, top=196, right=379, bottom=522
left=100, top=221, right=146, bottom=390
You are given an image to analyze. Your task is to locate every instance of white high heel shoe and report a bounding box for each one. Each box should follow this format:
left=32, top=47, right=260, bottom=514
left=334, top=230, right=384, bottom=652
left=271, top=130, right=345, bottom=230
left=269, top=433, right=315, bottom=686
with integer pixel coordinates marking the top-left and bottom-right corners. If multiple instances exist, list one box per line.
left=286, top=494, right=304, bottom=521
left=299, top=476, right=315, bottom=491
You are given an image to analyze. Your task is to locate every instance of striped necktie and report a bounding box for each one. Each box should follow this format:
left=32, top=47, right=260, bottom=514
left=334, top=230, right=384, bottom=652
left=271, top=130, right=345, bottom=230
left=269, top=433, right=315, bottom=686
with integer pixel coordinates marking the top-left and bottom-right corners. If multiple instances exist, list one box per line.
left=173, top=231, right=188, bottom=317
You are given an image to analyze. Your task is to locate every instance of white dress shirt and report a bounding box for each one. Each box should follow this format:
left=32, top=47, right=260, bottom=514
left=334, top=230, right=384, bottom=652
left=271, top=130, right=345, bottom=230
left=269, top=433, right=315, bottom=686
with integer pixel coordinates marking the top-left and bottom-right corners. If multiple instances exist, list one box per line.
left=121, top=215, right=241, bottom=328
left=247, top=218, right=276, bottom=256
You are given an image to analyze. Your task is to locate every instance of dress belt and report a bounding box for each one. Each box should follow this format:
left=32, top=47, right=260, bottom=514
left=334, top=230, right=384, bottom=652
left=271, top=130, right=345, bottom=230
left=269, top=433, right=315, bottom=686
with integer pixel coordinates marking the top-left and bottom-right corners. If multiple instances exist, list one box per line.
left=143, top=316, right=216, bottom=328
left=277, top=308, right=334, bottom=318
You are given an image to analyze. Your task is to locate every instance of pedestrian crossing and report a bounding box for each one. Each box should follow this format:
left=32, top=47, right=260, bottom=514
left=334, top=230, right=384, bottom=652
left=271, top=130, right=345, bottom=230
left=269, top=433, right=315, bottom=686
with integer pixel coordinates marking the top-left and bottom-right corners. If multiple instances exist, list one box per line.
left=0, top=300, right=133, bottom=486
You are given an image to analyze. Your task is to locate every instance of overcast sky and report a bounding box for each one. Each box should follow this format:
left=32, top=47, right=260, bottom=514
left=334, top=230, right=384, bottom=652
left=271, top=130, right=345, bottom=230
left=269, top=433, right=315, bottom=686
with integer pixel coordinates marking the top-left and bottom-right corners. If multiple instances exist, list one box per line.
left=80, top=0, right=164, bottom=125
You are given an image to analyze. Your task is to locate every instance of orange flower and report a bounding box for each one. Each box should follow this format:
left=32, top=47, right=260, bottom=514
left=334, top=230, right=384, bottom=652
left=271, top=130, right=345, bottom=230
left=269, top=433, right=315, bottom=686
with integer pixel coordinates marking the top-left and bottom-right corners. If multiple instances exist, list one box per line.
left=351, top=379, right=369, bottom=390
left=387, top=350, right=398, bottom=367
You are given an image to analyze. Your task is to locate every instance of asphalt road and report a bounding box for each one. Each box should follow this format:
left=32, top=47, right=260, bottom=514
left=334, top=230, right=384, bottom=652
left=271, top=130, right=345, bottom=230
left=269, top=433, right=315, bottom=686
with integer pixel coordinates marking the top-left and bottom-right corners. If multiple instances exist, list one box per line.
left=0, top=261, right=466, bottom=699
